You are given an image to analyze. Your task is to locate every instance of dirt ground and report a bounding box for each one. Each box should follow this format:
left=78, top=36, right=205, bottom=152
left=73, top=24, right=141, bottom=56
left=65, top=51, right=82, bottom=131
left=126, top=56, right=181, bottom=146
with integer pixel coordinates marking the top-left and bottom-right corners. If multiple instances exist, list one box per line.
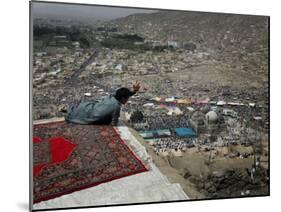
left=129, top=127, right=269, bottom=199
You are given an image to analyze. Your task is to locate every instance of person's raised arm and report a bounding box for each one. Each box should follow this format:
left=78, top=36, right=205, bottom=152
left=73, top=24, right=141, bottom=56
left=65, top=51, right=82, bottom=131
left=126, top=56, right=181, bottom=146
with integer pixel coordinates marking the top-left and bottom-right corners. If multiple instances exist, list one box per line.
left=130, top=80, right=141, bottom=96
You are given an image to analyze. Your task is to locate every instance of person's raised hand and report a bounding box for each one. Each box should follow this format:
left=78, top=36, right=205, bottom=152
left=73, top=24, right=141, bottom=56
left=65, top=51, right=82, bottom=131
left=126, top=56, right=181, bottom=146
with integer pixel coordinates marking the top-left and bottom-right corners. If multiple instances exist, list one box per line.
left=132, top=80, right=141, bottom=92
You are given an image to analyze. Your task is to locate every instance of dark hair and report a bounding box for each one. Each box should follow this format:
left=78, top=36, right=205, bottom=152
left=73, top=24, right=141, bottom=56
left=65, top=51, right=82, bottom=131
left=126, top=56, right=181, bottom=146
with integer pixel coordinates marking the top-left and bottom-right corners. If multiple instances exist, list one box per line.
left=114, top=87, right=134, bottom=101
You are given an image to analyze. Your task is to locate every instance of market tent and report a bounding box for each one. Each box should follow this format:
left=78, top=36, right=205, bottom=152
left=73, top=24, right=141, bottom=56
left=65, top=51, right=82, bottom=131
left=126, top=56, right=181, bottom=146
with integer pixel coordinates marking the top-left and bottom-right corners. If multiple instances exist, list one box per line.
left=175, top=128, right=196, bottom=137
left=139, top=129, right=171, bottom=139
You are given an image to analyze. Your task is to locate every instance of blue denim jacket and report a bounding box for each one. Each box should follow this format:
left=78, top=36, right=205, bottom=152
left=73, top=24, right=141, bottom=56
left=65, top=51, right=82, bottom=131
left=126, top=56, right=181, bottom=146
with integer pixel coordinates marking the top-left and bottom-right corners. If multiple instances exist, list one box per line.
left=65, top=95, right=121, bottom=125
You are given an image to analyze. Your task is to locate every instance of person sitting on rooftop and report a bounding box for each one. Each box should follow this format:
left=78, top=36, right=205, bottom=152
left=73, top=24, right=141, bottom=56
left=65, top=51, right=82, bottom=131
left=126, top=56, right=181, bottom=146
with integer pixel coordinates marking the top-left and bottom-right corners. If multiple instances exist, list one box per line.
left=65, top=81, right=141, bottom=126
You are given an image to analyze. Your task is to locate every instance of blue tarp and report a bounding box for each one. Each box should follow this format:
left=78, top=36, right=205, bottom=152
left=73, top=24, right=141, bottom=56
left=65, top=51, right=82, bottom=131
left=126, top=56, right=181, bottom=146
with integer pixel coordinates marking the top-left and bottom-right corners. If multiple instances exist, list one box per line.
left=175, top=128, right=196, bottom=137
left=139, top=129, right=171, bottom=139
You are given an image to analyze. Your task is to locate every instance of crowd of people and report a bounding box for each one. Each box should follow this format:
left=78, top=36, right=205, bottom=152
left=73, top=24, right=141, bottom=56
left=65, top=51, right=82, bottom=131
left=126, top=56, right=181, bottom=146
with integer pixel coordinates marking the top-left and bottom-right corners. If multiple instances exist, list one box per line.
left=151, top=136, right=195, bottom=154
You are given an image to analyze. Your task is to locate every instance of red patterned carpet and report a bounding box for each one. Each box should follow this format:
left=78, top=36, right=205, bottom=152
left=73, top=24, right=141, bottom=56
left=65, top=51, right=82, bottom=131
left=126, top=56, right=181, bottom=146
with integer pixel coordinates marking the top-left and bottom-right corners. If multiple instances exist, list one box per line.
left=33, top=121, right=148, bottom=203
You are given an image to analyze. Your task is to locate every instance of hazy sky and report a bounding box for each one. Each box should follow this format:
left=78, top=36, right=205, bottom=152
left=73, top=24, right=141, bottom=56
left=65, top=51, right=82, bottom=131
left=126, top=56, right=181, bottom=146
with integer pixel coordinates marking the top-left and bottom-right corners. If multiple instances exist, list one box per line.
left=32, top=2, right=158, bottom=21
